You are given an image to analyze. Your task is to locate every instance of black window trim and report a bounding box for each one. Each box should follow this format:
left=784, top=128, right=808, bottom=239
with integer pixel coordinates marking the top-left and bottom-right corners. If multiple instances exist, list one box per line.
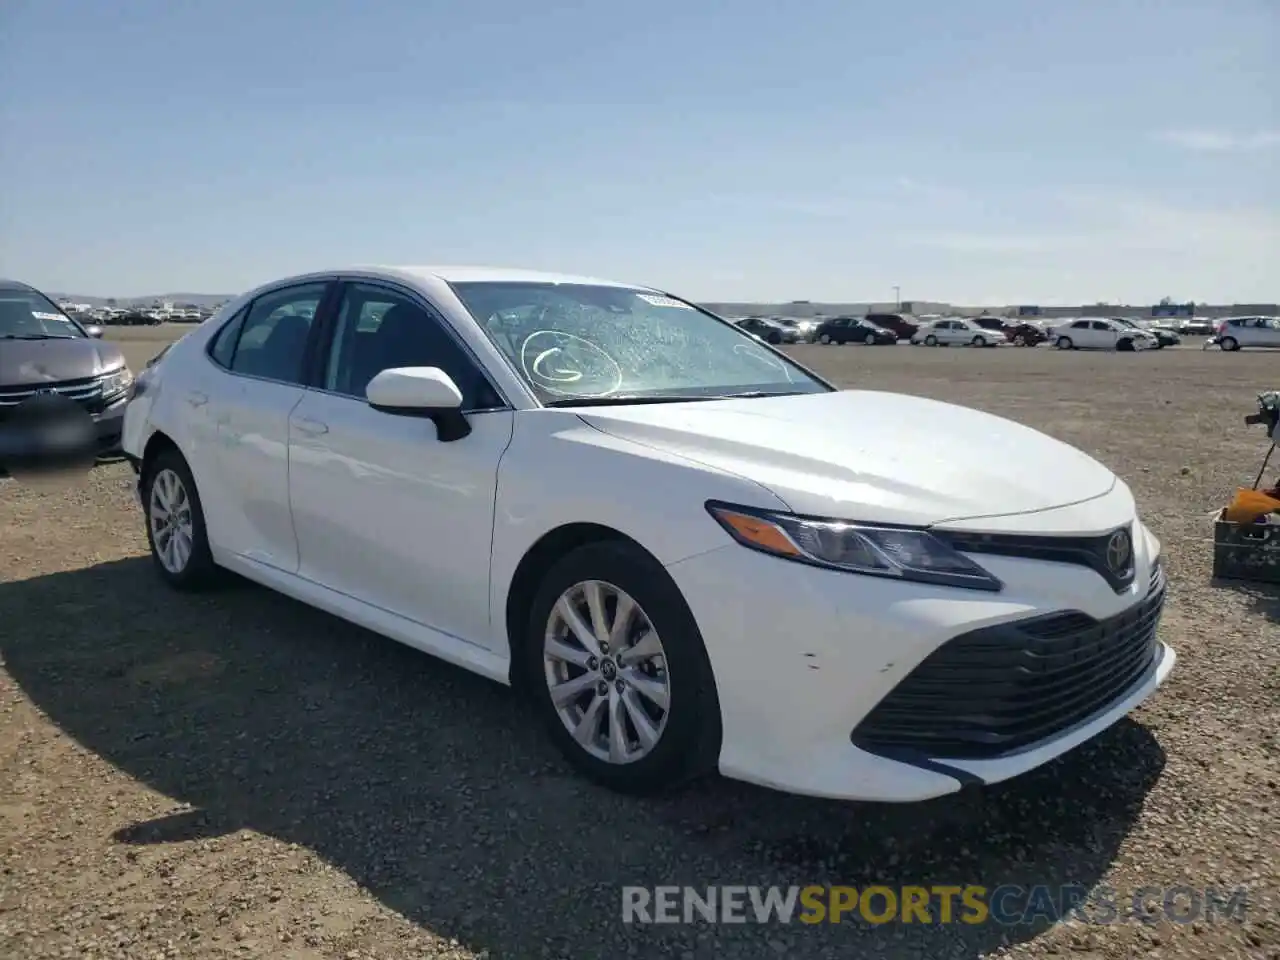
left=203, top=279, right=341, bottom=388
left=304, top=277, right=513, bottom=414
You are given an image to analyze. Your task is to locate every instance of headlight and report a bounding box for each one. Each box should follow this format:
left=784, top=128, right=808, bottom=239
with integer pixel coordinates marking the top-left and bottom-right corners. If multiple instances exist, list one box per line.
left=100, top=365, right=134, bottom=399
left=706, top=501, right=1003, bottom=591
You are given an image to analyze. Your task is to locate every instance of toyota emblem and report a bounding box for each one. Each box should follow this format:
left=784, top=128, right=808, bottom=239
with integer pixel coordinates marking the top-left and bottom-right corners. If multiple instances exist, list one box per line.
left=1105, top=529, right=1132, bottom=575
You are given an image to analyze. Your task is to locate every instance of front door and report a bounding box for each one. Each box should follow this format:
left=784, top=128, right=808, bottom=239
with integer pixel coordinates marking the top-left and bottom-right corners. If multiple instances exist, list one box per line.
left=287, top=280, right=514, bottom=648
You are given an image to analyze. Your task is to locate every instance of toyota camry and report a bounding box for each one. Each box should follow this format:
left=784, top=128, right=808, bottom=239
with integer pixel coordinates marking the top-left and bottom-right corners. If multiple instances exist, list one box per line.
left=122, top=266, right=1174, bottom=801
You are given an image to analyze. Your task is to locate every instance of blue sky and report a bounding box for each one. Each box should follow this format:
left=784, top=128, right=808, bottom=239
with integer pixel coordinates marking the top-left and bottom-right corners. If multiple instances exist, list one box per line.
left=1, top=0, right=1275, bottom=304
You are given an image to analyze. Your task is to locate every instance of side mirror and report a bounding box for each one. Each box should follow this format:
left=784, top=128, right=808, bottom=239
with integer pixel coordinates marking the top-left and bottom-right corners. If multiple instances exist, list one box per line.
left=366, top=366, right=471, bottom=442
left=85, top=325, right=104, bottom=339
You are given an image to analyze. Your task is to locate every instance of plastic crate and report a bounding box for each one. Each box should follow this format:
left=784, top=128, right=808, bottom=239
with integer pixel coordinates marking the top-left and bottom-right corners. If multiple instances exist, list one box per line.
left=1212, top=510, right=1280, bottom=585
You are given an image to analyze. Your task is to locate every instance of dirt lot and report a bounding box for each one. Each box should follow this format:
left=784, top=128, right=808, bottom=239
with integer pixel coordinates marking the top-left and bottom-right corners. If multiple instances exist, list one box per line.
left=2, top=327, right=1278, bottom=960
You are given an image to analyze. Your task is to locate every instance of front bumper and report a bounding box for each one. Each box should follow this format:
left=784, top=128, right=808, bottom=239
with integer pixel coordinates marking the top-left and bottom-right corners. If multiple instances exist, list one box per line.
left=94, top=395, right=128, bottom=454
left=664, top=509, right=1173, bottom=802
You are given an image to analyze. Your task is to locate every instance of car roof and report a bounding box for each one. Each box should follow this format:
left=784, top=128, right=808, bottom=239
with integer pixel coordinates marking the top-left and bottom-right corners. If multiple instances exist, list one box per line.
left=362, top=265, right=652, bottom=290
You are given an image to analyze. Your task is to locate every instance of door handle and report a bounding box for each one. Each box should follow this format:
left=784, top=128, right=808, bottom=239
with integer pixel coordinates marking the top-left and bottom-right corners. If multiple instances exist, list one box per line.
left=185, top=391, right=208, bottom=408
left=293, top=417, right=329, bottom=437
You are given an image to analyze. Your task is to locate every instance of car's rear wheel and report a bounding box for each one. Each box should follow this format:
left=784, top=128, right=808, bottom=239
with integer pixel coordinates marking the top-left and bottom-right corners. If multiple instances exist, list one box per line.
left=142, top=449, right=220, bottom=590
left=925, top=334, right=938, bottom=346
left=524, top=541, right=720, bottom=794
left=1056, top=336, right=1073, bottom=350
left=1220, top=336, right=1239, bottom=352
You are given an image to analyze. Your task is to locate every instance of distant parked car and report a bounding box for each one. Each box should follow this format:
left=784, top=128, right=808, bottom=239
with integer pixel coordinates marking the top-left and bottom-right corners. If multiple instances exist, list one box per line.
left=1212, top=316, right=1280, bottom=352
left=1113, top=318, right=1179, bottom=348
left=1005, top=321, right=1048, bottom=346
left=0, top=279, right=131, bottom=460
left=1050, top=319, right=1157, bottom=352
left=863, top=313, right=918, bottom=341
left=911, top=318, right=1007, bottom=347
left=972, top=316, right=1015, bottom=336
left=1177, top=318, right=1215, bottom=337
left=733, top=317, right=800, bottom=344
left=777, top=318, right=820, bottom=343
left=118, top=310, right=161, bottom=326
left=814, top=316, right=897, bottom=345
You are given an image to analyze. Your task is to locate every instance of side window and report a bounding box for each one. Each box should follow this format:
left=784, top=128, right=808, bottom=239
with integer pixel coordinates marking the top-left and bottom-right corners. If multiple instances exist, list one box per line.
left=227, top=283, right=327, bottom=384
left=1091, top=321, right=1110, bottom=330
left=1071, top=320, right=1090, bottom=329
left=324, top=283, right=499, bottom=409
left=208, top=307, right=248, bottom=368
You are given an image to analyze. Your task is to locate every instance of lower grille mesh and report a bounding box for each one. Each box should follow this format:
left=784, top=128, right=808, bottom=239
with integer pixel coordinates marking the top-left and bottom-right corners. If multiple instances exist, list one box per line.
left=851, top=562, right=1165, bottom=760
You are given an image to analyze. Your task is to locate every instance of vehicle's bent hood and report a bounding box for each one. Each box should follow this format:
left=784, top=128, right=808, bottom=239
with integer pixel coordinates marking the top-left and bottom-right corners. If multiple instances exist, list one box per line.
left=577, top=390, right=1117, bottom=526
left=0, top=338, right=126, bottom=385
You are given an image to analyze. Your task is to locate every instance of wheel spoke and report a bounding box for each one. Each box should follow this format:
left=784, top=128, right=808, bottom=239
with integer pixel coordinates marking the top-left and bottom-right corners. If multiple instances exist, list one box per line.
left=555, top=597, right=601, bottom=656
left=551, top=671, right=598, bottom=707
left=573, top=691, right=607, bottom=746
left=621, top=687, right=660, bottom=751
left=608, top=593, right=635, bottom=647
left=583, top=581, right=610, bottom=648
left=545, top=638, right=592, bottom=669
left=623, top=668, right=669, bottom=711
left=607, top=688, right=630, bottom=763
left=623, top=630, right=662, bottom=665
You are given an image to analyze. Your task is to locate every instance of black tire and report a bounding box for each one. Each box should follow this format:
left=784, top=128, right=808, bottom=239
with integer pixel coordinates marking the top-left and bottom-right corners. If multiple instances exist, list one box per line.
left=925, top=334, right=938, bottom=347
left=1117, top=338, right=1135, bottom=352
left=523, top=540, right=721, bottom=795
left=1056, top=336, right=1073, bottom=350
left=864, top=333, right=875, bottom=345
left=1220, top=336, right=1239, bottom=352
left=819, top=334, right=832, bottom=344
left=141, top=447, right=221, bottom=590
left=972, top=335, right=986, bottom=347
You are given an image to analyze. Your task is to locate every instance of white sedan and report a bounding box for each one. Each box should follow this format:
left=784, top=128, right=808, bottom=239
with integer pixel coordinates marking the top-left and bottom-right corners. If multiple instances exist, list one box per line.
left=910, top=317, right=1007, bottom=347
left=122, top=266, right=1174, bottom=802
left=1049, top=318, right=1159, bottom=351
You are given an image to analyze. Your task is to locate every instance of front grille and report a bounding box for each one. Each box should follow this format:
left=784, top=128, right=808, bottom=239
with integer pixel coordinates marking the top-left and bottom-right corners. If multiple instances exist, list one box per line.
left=851, top=562, right=1165, bottom=761
left=0, top=374, right=116, bottom=416
left=934, top=525, right=1137, bottom=593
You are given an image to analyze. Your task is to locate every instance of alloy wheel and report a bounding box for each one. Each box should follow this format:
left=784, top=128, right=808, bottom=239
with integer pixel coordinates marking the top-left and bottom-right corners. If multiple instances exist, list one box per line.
left=543, top=579, right=670, bottom=764
left=149, top=467, right=194, bottom=574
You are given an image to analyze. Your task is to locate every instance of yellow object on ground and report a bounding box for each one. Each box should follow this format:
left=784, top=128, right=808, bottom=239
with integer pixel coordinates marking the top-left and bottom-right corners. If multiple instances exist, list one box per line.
left=1223, top=487, right=1280, bottom=524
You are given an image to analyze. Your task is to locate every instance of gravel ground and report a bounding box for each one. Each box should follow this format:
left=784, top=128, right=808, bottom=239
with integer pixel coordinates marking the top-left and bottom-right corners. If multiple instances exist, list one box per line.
left=1, top=331, right=1278, bottom=960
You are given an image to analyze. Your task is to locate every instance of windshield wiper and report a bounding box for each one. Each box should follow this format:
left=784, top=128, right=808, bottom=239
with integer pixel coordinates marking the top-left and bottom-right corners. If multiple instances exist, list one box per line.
left=706, top=390, right=806, bottom=400
left=544, top=390, right=806, bottom=408
left=0, top=334, right=77, bottom=340
left=544, top=394, right=723, bottom=408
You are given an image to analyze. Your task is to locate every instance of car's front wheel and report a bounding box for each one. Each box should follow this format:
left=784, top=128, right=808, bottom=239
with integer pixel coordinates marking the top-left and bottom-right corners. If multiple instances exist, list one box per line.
left=142, top=448, right=219, bottom=590
left=524, top=541, right=720, bottom=794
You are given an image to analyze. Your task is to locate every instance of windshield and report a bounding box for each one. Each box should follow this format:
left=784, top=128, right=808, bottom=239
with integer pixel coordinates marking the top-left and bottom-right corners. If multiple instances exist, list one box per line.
left=0, top=287, right=86, bottom=339
left=449, top=282, right=831, bottom=405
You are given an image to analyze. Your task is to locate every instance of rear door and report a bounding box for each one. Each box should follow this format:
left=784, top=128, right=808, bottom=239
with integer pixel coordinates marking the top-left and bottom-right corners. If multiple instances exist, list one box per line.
left=199, top=280, right=338, bottom=571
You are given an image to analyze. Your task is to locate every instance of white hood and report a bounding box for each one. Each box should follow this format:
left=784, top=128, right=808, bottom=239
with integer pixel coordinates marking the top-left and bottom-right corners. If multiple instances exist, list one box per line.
left=578, top=390, right=1117, bottom=527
